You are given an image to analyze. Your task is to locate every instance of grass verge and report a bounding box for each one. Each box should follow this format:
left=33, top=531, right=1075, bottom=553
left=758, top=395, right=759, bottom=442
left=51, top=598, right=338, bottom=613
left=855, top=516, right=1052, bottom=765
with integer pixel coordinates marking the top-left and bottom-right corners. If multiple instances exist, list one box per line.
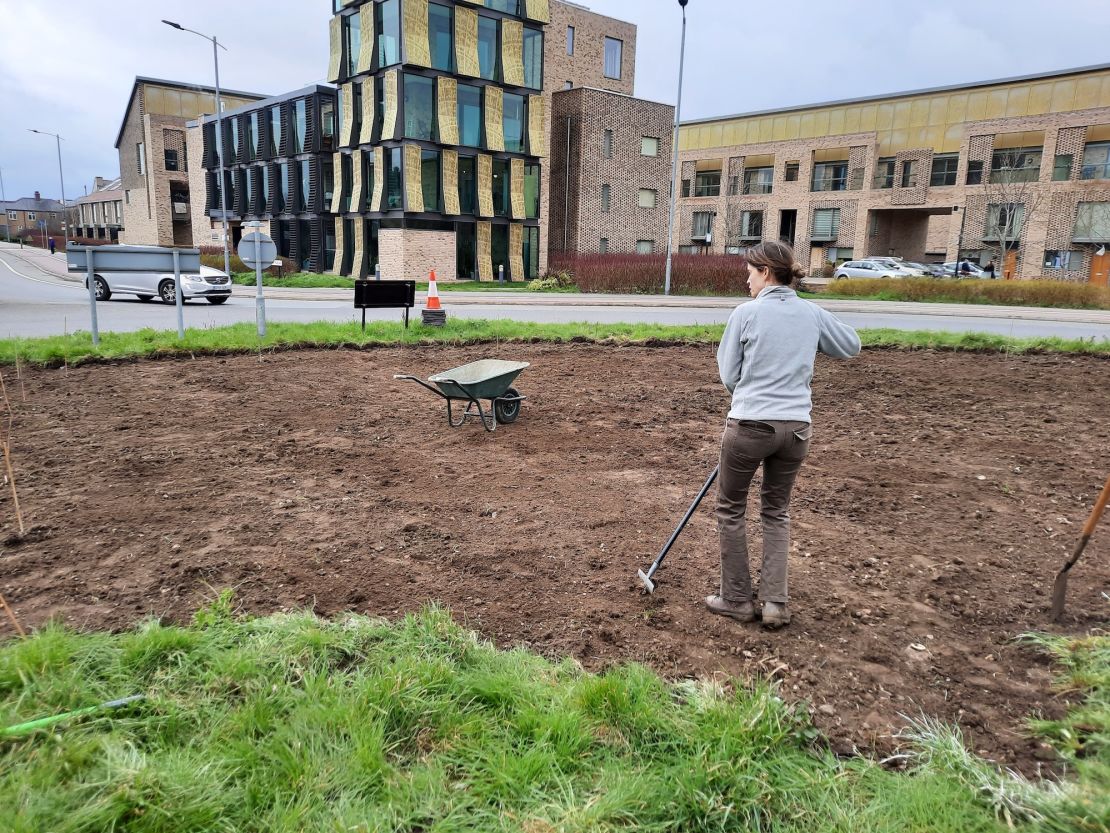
left=230, top=273, right=561, bottom=292
left=813, top=278, right=1110, bottom=310
left=0, top=320, right=1108, bottom=367
left=1, top=598, right=1105, bottom=832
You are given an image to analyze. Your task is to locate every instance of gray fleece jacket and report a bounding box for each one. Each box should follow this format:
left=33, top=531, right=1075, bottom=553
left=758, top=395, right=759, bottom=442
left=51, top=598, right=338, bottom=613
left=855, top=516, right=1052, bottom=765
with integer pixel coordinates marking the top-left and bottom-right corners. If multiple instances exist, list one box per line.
left=717, top=285, right=861, bottom=423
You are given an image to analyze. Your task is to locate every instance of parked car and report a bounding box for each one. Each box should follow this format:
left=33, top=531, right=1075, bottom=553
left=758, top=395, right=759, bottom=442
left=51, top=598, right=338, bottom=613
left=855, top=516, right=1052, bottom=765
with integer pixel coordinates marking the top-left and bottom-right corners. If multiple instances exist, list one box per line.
left=903, top=261, right=946, bottom=277
left=86, top=264, right=233, bottom=304
left=863, top=257, right=924, bottom=276
left=833, top=261, right=904, bottom=279
left=939, top=261, right=987, bottom=277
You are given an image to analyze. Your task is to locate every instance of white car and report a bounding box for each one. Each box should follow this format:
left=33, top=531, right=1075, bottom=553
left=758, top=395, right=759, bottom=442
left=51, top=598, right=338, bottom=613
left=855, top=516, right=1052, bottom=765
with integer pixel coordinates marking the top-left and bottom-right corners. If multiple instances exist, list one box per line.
left=833, top=260, right=903, bottom=279
left=87, top=264, right=233, bottom=305
left=863, top=257, right=924, bottom=276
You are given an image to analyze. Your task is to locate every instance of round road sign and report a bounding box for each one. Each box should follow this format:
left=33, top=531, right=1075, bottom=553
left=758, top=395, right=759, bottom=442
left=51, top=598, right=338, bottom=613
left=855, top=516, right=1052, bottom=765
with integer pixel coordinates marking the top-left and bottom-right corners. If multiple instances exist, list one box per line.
left=237, top=231, right=278, bottom=271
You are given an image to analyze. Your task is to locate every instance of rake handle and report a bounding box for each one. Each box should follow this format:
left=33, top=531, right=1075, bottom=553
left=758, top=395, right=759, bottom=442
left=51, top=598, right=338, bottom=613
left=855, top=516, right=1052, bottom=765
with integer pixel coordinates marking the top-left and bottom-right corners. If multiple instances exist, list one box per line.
left=1051, top=472, right=1110, bottom=620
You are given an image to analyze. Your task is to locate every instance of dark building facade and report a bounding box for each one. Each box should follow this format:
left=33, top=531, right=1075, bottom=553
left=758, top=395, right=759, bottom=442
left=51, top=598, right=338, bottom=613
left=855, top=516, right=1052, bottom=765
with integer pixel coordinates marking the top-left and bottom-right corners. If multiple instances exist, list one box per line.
left=327, top=0, right=549, bottom=281
left=196, top=85, right=339, bottom=273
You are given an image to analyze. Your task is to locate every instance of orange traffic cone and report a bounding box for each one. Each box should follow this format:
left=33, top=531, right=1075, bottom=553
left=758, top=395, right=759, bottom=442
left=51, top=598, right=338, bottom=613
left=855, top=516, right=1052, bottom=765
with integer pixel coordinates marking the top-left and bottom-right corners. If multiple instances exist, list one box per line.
left=422, top=269, right=447, bottom=326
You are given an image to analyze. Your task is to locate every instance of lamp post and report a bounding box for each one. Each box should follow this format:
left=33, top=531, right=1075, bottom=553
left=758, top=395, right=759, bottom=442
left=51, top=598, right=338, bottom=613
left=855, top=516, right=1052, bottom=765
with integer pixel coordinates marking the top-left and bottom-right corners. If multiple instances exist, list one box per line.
left=28, top=129, right=67, bottom=240
left=0, top=163, right=9, bottom=243
left=163, top=19, right=231, bottom=277
left=663, top=0, right=690, bottom=297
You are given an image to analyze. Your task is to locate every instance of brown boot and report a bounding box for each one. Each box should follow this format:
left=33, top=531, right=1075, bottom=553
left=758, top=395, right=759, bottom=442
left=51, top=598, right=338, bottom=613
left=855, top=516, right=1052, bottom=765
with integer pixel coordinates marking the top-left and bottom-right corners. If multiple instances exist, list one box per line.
left=705, top=595, right=757, bottom=623
left=761, top=601, right=791, bottom=629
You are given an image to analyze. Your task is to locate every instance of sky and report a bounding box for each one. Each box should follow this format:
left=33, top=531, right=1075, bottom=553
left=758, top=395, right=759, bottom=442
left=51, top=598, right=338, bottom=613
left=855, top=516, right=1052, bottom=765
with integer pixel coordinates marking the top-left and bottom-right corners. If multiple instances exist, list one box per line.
left=2, top=0, right=1109, bottom=202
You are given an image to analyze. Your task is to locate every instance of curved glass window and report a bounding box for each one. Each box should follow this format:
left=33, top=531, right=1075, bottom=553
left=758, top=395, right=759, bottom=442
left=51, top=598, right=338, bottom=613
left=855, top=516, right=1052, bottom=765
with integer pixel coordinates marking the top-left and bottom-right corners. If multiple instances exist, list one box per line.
left=404, top=74, right=436, bottom=141
left=503, top=94, right=525, bottom=153
left=421, top=150, right=441, bottom=213
left=430, top=3, right=453, bottom=72
left=293, top=99, right=307, bottom=154
left=523, top=28, right=543, bottom=90
left=376, top=0, right=400, bottom=67
left=385, top=147, right=403, bottom=210
left=478, top=17, right=498, bottom=81
left=458, top=84, right=482, bottom=147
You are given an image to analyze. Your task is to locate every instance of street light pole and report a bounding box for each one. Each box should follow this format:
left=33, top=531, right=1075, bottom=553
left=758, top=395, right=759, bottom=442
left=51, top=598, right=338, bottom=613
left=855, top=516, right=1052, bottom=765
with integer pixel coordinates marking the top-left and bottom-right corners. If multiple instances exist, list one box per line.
left=28, top=129, right=67, bottom=239
left=0, top=164, right=9, bottom=243
left=163, top=20, right=231, bottom=277
left=663, top=0, right=690, bottom=297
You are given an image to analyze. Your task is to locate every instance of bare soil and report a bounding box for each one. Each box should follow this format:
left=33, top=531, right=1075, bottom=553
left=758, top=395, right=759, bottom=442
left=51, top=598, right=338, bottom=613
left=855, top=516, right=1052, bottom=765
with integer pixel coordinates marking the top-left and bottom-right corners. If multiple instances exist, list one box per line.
left=2, top=346, right=1108, bottom=770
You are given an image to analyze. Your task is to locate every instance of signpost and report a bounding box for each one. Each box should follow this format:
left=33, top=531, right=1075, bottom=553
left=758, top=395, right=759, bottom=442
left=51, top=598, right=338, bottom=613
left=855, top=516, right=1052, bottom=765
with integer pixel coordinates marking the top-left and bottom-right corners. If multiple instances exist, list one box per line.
left=238, top=223, right=276, bottom=338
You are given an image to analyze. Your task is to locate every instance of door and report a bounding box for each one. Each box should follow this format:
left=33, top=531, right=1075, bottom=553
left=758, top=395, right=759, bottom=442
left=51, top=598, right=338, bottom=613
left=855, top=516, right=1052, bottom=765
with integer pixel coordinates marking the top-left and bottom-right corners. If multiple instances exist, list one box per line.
left=1003, top=250, right=1018, bottom=279
left=1090, top=251, right=1110, bottom=287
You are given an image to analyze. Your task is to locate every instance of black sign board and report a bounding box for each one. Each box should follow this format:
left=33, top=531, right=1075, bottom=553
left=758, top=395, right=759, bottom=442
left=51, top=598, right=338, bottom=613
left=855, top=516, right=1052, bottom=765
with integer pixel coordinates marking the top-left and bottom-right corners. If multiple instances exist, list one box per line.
left=354, top=280, right=417, bottom=329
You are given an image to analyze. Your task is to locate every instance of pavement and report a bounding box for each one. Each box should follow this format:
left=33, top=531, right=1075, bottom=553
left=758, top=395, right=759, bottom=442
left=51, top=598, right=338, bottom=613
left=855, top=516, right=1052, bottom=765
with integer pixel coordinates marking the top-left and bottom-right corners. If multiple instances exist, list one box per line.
left=3, top=241, right=1110, bottom=340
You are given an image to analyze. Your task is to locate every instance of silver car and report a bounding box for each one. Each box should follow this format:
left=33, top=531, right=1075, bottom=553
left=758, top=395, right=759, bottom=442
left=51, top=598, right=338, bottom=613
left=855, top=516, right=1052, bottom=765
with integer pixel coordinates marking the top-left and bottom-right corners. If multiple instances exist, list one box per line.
left=87, top=264, right=233, bottom=304
left=833, top=260, right=903, bottom=279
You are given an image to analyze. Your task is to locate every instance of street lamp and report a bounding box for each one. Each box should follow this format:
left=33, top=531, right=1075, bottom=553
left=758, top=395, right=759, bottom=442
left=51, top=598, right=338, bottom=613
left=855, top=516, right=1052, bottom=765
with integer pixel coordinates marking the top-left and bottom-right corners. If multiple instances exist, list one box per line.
left=27, top=129, right=67, bottom=241
left=0, top=163, right=9, bottom=243
left=663, top=0, right=690, bottom=297
left=163, top=19, right=231, bottom=277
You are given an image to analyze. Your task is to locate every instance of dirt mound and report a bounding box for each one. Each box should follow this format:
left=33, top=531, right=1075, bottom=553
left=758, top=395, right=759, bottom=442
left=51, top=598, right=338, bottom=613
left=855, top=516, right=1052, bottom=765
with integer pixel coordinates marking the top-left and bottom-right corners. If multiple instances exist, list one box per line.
left=2, top=346, right=1108, bottom=771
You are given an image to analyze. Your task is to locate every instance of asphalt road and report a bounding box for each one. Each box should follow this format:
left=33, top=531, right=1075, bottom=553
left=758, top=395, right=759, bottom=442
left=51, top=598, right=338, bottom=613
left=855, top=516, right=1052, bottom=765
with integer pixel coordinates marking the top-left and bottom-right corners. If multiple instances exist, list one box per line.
left=3, top=245, right=1110, bottom=341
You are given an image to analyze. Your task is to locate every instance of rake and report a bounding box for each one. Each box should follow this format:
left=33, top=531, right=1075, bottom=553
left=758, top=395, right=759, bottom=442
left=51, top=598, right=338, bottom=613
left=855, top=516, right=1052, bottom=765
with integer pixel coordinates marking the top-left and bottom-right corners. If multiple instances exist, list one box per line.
left=637, top=466, right=719, bottom=593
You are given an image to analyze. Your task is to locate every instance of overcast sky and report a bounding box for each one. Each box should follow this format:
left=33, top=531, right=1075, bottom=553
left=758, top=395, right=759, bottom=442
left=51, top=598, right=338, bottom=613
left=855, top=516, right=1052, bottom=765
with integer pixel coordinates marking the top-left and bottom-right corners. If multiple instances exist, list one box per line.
left=2, top=0, right=1108, bottom=202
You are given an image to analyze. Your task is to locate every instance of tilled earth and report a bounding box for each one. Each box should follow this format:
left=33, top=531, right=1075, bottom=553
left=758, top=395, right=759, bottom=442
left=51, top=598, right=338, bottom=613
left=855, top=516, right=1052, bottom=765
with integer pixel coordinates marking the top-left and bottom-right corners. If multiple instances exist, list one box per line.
left=2, top=345, right=1108, bottom=771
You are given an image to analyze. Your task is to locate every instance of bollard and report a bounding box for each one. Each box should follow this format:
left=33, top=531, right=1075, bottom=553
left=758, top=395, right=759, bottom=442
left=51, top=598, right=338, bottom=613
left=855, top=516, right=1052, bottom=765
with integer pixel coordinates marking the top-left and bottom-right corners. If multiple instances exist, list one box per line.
left=498, top=264, right=505, bottom=285
left=375, top=262, right=381, bottom=281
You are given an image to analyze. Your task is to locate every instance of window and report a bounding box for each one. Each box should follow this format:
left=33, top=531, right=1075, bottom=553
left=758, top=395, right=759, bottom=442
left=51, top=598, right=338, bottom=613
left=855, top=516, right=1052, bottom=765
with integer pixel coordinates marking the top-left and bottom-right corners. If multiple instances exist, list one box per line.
left=503, top=93, right=525, bottom=153
left=739, top=210, right=763, bottom=240
left=361, top=151, right=374, bottom=212
left=344, top=11, right=361, bottom=77
left=245, top=113, right=258, bottom=160
left=743, top=167, right=773, bottom=195
left=27, top=212, right=36, bottom=221
left=728, top=176, right=739, bottom=196
left=421, top=150, right=441, bottom=213
left=1052, top=154, right=1073, bottom=181
left=260, top=165, right=270, bottom=214
left=636, top=240, right=654, bottom=255
left=641, top=137, right=659, bottom=157
left=478, top=16, right=499, bottom=81
left=377, top=0, right=400, bottom=66
left=385, top=147, right=403, bottom=209
left=404, top=74, right=436, bottom=141
left=811, top=208, right=840, bottom=240
left=681, top=178, right=691, bottom=198
left=457, top=222, right=477, bottom=279
left=984, top=203, right=1025, bottom=240
left=1044, top=250, right=1082, bottom=269
left=1074, top=201, right=1110, bottom=241
left=678, top=245, right=698, bottom=254
left=458, top=156, right=477, bottom=214
left=458, top=84, right=482, bottom=147
left=563, top=81, right=572, bottom=91
left=929, top=154, right=958, bottom=187
left=245, top=167, right=255, bottom=212
left=269, top=107, right=282, bottom=156
left=692, top=211, right=714, bottom=240
left=6, top=211, right=15, bottom=221
left=638, top=188, right=657, bottom=209
left=601, top=183, right=611, bottom=212
left=524, top=163, right=540, bottom=219
left=125, top=190, right=130, bottom=205
left=812, top=161, right=847, bottom=191
left=164, top=149, right=179, bottom=171
left=1080, top=142, right=1110, bottom=180
left=321, top=99, right=336, bottom=151
left=827, top=247, right=854, bottom=263
left=694, top=171, right=721, bottom=197
left=136, top=142, right=145, bottom=175
left=492, top=223, right=509, bottom=276
left=293, top=99, right=307, bottom=154
left=492, top=158, right=510, bottom=216
left=990, top=147, right=1041, bottom=183
left=299, top=160, right=311, bottom=212
left=785, top=162, right=800, bottom=182
left=566, top=25, right=574, bottom=55
left=599, top=237, right=608, bottom=253
left=429, top=3, right=453, bottom=72
left=604, top=37, right=622, bottom=80
left=874, top=158, right=895, bottom=189
left=901, top=159, right=917, bottom=188
left=340, top=154, right=353, bottom=211
left=602, top=129, right=612, bottom=159
left=966, top=160, right=984, bottom=185
left=276, top=162, right=289, bottom=213
left=484, top=0, right=518, bottom=13
left=524, top=226, right=539, bottom=278
left=229, top=117, right=240, bottom=161
left=523, top=28, right=543, bottom=90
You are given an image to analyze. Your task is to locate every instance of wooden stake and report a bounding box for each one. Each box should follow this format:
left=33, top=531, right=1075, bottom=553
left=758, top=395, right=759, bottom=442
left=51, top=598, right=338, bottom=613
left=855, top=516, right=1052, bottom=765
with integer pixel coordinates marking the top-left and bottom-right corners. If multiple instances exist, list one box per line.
left=0, top=376, right=23, bottom=537
left=14, top=355, right=25, bottom=402
left=0, top=594, right=26, bottom=638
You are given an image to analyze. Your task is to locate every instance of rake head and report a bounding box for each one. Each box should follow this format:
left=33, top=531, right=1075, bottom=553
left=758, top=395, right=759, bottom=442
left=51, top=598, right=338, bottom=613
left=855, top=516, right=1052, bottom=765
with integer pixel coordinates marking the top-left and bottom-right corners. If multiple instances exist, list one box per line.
left=637, top=569, right=656, bottom=594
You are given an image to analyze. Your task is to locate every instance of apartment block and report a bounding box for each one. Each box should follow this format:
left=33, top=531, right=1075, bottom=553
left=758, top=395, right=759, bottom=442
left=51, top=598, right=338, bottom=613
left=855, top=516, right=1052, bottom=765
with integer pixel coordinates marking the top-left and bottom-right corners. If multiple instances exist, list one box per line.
left=115, top=77, right=268, bottom=248
left=675, top=63, right=1110, bottom=284
left=68, top=177, right=124, bottom=242
left=1, top=192, right=65, bottom=239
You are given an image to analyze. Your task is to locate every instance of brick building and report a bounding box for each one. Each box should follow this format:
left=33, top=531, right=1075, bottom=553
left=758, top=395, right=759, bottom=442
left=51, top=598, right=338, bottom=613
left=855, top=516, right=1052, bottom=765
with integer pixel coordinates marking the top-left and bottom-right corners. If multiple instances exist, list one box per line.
left=1, top=192, right=65, bottom=240
left=675, top=63, right=1110, bottom=284
left=115, top=77, right=268, bottom=248
left=68, top=177, right=124, bottom=242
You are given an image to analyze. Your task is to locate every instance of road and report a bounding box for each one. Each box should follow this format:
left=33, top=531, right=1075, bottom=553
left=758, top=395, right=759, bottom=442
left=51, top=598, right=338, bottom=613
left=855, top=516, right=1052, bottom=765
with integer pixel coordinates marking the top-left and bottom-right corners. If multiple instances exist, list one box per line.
left=3, top=244, right=1110, bottom=341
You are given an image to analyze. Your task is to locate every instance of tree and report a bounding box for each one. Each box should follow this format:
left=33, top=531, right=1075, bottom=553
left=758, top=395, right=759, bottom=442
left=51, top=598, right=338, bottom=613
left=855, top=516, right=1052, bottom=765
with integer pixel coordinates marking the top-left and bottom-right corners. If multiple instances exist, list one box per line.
left=1068, top=200, right=1110, bottom=275
left=980, top=148, right=1048, bottom=277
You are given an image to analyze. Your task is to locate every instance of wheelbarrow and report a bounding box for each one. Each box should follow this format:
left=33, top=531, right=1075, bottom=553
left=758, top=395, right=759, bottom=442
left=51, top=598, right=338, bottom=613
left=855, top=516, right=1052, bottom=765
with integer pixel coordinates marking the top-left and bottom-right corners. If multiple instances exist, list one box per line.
left=394, top=360, right=529, bottom=432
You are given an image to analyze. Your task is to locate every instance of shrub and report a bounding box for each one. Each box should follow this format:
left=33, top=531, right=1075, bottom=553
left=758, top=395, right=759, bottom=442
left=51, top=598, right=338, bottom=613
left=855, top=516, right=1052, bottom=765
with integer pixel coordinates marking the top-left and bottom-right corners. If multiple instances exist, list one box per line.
left=527, top=269, right=577, bottom=291
left=828, top=277, right=1110, bottom=309
left=198, top=246, right=287, bottom=278
left=551, top=253, right=749, bottom=295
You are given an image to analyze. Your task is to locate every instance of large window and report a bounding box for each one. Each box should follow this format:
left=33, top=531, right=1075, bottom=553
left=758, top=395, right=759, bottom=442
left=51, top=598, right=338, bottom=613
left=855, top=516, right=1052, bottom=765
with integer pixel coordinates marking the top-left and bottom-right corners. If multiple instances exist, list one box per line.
left=1073, top=202, right=1110, bottom=241
left=259, top=165, right=269, bottom=214
left=478, top=16, right=499, bottom=81
left=985, top=203, right=1025, bottom=239
left=493, top=159, right=510, bottom=216
left=458, top=84, right=482, bottom=147
left=523, top=28, right=543, bottom=90
left=344, top=11, right=361, bottom=78
left=1081, top=142, right=1110, bottom=180
left=299, top=219, right=313, bottom=270
left=812, top=162, right=847, bottom=191
left=739, top=210, right=763, bottom=240
left=299, top=160, right=311, bottom=212
left=492, top=223, right=509, bottom=278
left=694, top=171, right=721, bottom=197
left=873, top=158, right=894, bottom=189
left=457, top=222, right=477, bottom=279
left=966, top=160, right=984, bottom=185
left=279, top=162, right=290, bottom=213
left=164, top=148, right=179, bottom=172
left=743, top=167, right=773, bottom=195
left=1053, top=154, right=1073, bottom=181
left=404, top=74, right=436, bottom=141
left=229, top=117, right=239, bottom=161
left=692, top=211, right=713, bottom=239
left=458, top=156, right=477, bottom=214
left=421, top=150, right=441, bottom=213
left=604, top=37, right=622, bottom=80
left=524, top=163, right=540, bottom=219
left=430, top=3, right=453, bottom=72
left=811, top=208, right=840, bottom=241
left=524, top=226, right=540, bottom=278
left=246, top=113, right=259, bottom=160
left=503, top=93, right=525, bottom=153
left=293, top=100, right=307, bottom=154
left=990, top=147, right=1041, bottom=183
left=376, top=0, right=400, bottom=67
left=323, top=157, right=335, bottom=210
left=321, top=99, right=336, bottom=151
left=385, top=147, right=403, bottom=210
left=930, top=154, right=959, bottom=186
left=269, top=107, right=281, bottom=156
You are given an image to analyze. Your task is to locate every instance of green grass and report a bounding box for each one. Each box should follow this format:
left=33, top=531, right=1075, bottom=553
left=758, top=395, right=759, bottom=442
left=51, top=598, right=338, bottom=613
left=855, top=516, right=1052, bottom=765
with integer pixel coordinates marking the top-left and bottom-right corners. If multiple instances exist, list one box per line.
left=0, top=320, right=1107, bottom=367
left=230, top=273, right=566, bottom=292
left=1, top=597, right=1105, bottom=832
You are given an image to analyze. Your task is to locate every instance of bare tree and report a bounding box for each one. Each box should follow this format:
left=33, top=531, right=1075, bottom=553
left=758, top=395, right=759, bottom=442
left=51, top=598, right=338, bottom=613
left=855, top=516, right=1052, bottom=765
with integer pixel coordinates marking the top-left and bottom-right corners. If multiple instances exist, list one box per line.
left=979, top=148, right=1049, bottom=277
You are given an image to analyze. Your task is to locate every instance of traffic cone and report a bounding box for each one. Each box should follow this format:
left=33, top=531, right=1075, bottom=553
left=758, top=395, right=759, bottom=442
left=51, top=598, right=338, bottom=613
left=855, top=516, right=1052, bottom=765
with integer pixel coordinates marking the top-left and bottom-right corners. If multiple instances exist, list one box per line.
left=422, top=269, right=447, bottom=326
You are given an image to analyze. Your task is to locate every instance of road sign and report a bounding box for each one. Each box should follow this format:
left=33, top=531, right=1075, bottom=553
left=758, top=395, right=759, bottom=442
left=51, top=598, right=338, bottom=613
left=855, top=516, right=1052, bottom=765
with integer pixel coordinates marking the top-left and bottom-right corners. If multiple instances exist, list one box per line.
left=238, top=231, right=277, bottom=271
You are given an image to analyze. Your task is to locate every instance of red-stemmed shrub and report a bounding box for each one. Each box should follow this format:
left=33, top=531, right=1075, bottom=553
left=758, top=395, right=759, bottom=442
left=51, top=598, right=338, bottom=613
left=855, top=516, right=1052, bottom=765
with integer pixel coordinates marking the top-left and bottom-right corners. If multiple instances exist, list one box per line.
left=550, top=253, right=749, bottom=295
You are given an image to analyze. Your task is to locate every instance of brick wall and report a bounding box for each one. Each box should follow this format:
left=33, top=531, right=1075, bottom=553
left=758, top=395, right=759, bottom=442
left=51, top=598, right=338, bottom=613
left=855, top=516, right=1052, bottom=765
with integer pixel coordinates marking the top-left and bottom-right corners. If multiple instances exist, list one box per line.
left=378, top=227, right=457, bottom=282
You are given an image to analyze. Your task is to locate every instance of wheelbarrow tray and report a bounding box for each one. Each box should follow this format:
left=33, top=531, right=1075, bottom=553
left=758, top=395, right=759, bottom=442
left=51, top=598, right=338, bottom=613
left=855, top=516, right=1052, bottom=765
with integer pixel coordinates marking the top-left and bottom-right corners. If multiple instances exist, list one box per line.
left=428, top=360, right=530, bottom=400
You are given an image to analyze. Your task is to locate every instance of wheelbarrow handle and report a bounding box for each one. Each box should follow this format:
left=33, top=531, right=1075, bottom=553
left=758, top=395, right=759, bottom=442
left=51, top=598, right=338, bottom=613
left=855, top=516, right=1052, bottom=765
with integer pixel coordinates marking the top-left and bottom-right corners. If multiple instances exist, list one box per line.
left=393, top=374, right=450, bottom=400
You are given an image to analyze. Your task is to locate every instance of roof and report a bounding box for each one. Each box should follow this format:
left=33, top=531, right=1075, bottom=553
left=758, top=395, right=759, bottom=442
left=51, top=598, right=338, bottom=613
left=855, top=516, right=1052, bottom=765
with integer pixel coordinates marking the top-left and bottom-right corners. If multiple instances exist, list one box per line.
left=74, top=189, right=123, bottom=206
left=192, top=84, right=337, bottom=127
left=115, top=76, right=269, bottom=149
left=681, top=61, right=1110, bottom=127
left=1, top=196, right=66, bottom=212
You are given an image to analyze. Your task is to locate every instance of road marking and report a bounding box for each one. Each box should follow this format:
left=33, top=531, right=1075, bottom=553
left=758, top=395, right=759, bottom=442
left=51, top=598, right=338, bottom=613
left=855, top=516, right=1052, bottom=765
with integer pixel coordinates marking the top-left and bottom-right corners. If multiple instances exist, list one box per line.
left=0, top=251, right=81, bottom=289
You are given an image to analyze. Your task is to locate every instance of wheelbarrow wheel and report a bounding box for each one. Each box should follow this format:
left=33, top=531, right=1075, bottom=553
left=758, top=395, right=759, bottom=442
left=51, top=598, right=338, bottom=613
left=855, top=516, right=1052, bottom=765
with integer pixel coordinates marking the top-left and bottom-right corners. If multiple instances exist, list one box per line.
left=495, top=388, right=522, bottom=424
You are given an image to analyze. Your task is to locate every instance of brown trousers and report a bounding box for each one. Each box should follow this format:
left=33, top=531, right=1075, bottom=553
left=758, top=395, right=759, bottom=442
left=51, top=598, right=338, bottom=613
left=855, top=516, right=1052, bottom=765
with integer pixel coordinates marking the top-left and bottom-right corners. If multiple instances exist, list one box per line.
left=717, top=419, right=812, bottom=604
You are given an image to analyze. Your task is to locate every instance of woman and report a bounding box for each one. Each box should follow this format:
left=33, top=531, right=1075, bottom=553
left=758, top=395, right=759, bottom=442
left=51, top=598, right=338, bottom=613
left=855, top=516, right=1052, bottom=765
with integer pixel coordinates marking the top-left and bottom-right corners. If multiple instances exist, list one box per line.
left=707, top=242, right=861, bottom=628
